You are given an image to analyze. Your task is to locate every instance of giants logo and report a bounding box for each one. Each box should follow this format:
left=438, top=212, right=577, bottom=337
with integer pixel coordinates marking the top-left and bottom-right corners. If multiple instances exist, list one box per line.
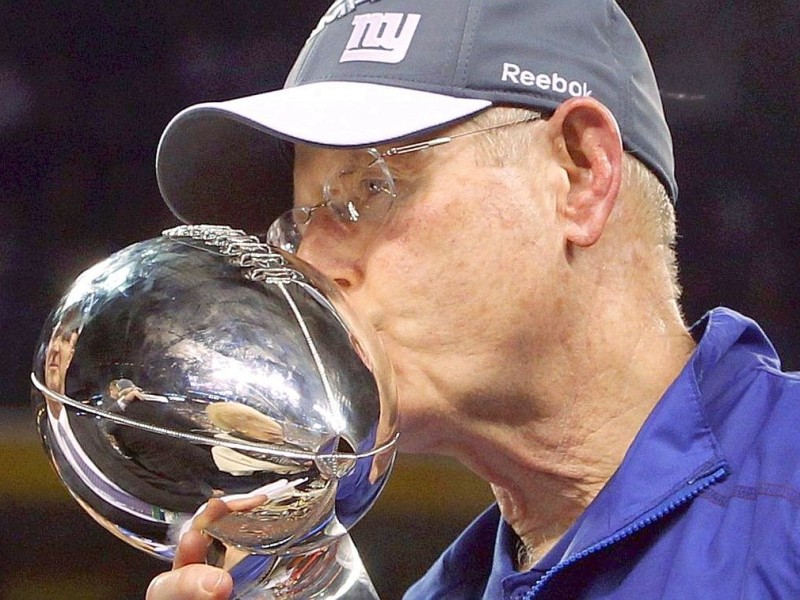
left=340, top=12, right=421, bottom=64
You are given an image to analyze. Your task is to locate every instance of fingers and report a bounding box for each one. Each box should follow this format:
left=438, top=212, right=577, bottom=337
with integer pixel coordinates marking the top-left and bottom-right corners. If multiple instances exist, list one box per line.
left=146, top=564, right=233, bottom=600
left=174, top=529, right=212, bottom=569
left=146, top=497, right=238, bottom=599
left=224, top=494, right=267, bottom=512
left=174, top=498, right=230, bottom=568
left=192, top=498, right=231, bottom=532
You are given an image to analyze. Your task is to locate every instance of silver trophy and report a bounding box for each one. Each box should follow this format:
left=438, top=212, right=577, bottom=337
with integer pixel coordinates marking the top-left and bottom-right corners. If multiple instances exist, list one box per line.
left=31, top=225, right=398, bottom=599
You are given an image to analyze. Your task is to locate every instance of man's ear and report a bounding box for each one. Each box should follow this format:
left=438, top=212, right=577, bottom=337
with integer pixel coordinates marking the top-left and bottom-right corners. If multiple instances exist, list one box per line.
left=546, top=97, right=623, bottom=247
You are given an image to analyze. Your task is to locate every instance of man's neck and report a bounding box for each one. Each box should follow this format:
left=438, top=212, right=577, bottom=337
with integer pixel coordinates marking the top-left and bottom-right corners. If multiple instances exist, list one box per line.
left=444, top=293, right=696, bottom=570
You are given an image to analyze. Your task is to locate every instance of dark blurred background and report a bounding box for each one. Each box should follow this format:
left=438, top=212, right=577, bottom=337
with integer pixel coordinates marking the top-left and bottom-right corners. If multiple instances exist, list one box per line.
left=0, top=2, right=797, bottom=599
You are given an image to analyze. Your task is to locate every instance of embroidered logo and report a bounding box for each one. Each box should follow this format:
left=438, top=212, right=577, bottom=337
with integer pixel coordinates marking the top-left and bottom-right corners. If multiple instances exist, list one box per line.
left=501, top=62, right=593, bottom=97
left=340, top=12, right=421, bottom=64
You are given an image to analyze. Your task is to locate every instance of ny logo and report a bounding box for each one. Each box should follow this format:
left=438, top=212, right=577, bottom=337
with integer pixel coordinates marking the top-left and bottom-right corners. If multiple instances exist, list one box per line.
left=340, top=12, right=421, bottom=64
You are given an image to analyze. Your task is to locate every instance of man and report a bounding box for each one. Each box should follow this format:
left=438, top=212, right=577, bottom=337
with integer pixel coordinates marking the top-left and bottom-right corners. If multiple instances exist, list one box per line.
left=147, top=0, right=800, bottom=598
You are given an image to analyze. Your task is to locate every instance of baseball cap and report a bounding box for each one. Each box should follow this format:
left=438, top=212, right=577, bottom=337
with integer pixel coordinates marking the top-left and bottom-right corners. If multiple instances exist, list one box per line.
left=157, top=0, right=676, bottom=233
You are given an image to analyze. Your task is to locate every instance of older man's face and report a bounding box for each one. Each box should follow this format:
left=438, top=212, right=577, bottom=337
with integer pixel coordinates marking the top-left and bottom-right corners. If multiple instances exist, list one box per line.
left=292, top=126, right=567, bottom=452
left=45, top=329, right=78, bottom=394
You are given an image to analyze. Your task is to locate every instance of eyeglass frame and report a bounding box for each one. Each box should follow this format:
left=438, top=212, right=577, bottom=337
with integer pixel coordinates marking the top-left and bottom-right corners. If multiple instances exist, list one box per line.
left=266, top=111, right=544, bottom=253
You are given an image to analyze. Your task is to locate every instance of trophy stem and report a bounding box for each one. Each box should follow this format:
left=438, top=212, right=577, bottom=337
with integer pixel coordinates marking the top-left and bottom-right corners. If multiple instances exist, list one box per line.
left=227, top=534, right=379, bottom=599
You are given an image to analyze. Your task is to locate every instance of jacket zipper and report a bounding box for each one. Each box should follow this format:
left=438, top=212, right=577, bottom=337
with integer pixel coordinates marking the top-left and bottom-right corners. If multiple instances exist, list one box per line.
left=521, top=464, right=728, bottom=599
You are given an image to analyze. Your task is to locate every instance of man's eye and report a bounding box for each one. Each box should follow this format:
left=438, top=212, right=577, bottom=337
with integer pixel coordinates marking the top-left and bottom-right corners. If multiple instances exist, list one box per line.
left=353, top=178, right=390, bottom=205
left=364, top=179, right=390, bottom=196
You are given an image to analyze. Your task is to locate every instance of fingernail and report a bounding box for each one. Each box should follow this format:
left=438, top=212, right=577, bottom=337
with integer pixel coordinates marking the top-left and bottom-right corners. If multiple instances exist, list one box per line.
left=200, top=570, right=226, bottom=594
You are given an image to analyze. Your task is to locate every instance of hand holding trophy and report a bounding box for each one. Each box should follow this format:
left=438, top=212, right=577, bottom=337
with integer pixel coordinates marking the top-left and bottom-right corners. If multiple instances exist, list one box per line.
left=31, top=225, right=398, bottom=599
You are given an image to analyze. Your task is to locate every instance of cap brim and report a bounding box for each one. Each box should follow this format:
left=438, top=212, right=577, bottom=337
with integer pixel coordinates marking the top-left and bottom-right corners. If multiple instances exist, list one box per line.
left=156, top=81, right=491, bottom=233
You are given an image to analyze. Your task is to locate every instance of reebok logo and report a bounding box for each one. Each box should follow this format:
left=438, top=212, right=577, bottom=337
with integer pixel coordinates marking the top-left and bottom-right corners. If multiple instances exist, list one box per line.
left=501, top=62, right=593, bottom=98
left=340, top=12, right=421, bottom=64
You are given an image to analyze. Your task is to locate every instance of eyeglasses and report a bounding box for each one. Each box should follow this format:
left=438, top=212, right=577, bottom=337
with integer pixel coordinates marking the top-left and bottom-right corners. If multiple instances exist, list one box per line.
left=266, top=112, right=543, bottom=254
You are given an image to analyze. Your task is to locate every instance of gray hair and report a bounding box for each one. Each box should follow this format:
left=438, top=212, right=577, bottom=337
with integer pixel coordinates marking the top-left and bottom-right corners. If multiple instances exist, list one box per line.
left=468, top=106, right=681, bottom=298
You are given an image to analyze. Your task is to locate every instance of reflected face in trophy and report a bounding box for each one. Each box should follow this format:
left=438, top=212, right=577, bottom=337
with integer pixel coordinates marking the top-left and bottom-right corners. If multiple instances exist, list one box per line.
left=44, top=326, right=79, bottom=395
left=292, top=126, right=566, bottom=453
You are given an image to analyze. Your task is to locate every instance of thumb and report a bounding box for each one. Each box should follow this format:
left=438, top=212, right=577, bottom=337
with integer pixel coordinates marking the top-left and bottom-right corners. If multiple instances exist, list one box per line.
left=146, top=564, right=233, bottom=600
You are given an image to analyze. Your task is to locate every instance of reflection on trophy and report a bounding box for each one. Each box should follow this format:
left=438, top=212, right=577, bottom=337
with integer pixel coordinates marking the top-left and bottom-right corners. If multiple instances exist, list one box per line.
left=31, top=225, right=398, bottom=599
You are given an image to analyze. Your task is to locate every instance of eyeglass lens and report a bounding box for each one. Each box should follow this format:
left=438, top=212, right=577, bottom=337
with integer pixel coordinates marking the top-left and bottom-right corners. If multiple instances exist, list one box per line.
left=267, top=149, right=396, bottom=253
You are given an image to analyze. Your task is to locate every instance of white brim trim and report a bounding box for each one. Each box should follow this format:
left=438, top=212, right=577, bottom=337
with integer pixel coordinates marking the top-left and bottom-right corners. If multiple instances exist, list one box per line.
left=155, top=81, right=492, bottom=229
left=160, top=80, right=492, bottom=148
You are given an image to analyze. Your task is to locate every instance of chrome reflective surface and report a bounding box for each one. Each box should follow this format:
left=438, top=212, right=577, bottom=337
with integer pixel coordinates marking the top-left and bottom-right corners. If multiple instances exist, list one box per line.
left=31, top=225, right=397, bottom=598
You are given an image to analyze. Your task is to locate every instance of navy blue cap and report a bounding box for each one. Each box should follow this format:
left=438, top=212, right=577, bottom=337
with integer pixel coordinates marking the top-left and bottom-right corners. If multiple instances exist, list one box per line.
left=157, top=0, right=676, bottom=232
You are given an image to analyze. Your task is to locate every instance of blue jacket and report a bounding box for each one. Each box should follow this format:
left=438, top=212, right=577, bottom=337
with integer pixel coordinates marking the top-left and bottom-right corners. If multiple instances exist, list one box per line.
left=405, top=308, right=800, bottom=599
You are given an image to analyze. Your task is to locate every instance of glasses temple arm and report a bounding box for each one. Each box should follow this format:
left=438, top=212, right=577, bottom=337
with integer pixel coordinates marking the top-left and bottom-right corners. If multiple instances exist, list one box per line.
left=382, top=112, right=542, bottom=158
left=384, top=137, right=453, bottom=157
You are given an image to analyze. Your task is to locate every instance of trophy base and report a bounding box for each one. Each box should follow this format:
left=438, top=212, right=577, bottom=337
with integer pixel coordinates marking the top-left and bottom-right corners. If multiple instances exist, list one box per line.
left=229, top=534, right=379, bottom=599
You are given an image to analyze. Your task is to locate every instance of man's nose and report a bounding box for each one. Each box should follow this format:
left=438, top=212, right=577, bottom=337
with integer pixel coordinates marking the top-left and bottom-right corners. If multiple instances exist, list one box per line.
left=296, top=215, right=365, bottom=290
